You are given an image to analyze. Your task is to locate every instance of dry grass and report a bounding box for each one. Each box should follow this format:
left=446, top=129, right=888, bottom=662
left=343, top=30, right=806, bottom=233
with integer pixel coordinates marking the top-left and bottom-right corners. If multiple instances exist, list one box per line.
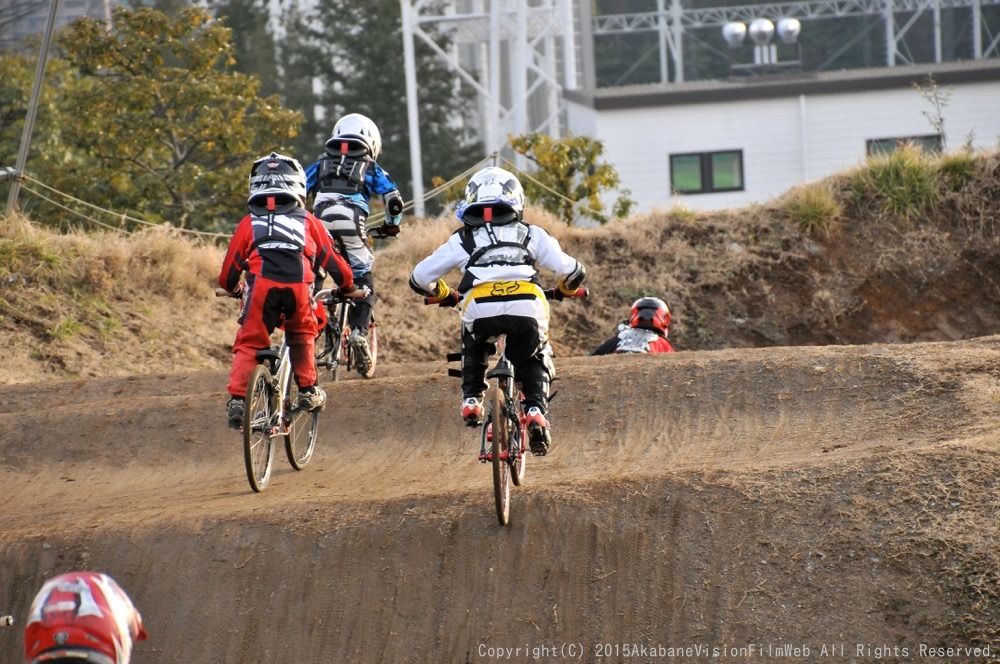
left=0, top=212, right=230, bottom=382
left=775, top=181, right=843, bottom=237
left=4, top=146, right=1000, bottom=380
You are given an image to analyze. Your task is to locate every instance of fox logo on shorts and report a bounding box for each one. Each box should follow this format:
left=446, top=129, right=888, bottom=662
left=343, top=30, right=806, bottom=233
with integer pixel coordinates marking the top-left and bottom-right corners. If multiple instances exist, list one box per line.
left=490, top=281, right=519, bottom=296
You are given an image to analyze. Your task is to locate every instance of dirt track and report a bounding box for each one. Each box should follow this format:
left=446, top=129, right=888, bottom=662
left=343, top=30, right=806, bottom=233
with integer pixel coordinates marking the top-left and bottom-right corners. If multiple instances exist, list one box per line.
left=3, top=338, right=1000, bottom=662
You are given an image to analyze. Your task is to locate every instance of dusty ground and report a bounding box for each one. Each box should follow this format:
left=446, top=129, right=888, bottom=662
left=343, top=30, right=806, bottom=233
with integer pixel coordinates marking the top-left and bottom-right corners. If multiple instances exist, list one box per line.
left=3, top=338, right=1000, bottom=662
left=4, top=151, right=1000, bottom=662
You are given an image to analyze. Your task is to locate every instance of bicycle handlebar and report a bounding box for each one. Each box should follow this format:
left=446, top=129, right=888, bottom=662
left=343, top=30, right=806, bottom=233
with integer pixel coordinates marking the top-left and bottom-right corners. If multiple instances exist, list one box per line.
left=543, top=287, right=589, bottom=300
left=315, top=285, right=371, bottom=304
left=423, top=285, right=588, bottom=307
left=215, top=286, right=370, bottom=302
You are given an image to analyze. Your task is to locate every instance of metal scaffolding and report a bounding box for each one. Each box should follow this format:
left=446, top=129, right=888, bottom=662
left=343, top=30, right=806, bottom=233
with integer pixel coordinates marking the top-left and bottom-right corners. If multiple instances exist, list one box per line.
left=400, top=0, right=578, bottom=214
left=401, top=0, right=1000, bottom=212
left=593, top=0, right=1000, bottom=81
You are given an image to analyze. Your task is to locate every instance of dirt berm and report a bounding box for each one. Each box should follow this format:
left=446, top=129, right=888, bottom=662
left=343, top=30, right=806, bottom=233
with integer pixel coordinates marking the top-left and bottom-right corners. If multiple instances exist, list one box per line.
left=4, top=149, right=1000, bottom=662
left=3, top=338, right=1000, bottom=662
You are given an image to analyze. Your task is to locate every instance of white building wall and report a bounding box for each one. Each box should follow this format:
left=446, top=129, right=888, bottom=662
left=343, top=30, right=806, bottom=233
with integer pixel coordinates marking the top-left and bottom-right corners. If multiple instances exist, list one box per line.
left=567, top=79, right=1000, bottom=214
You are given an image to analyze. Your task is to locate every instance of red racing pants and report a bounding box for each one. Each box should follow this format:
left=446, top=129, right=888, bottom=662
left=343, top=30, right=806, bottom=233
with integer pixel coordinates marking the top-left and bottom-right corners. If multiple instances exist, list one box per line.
left=228, top=276, right=319, bottom=398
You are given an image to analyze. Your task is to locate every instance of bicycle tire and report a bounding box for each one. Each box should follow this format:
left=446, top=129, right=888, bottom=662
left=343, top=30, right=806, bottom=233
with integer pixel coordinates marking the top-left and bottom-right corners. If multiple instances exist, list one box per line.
left=339, top=322, right=351, bottom=378
left=315, top=307, right=338, bottom=382
left=285, top=384, right=318, bottom=470
left=490, top=385, right=511, bottom=525
left=360, top=320, right=378, bottom=379
left=510, top=394, right=526, bottom=487
left=244, top=364, right=276, bottom=492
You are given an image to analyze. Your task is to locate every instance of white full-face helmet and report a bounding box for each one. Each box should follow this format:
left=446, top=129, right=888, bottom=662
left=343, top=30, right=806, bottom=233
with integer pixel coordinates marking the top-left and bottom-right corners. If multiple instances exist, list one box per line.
left=330, top=113, right=382, bottom=160
left=455, top=166, right=525, bottom=226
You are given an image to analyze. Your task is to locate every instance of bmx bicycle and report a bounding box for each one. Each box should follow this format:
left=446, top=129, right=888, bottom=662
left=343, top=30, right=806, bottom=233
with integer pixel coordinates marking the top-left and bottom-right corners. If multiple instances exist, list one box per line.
left=217, top=287, right=335, bottom=492
left=314, top=287, right=378, bottom=381
left=426, top=285, right=587, bottom=525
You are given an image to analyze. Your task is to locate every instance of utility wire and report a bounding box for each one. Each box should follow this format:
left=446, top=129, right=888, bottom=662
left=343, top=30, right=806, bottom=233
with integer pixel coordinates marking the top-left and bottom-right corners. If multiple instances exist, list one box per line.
left=13, top=149, right=595, bottom=235
left=498, top=155, right=606, bottom=221
left=20, top=174, right=229, bottom=240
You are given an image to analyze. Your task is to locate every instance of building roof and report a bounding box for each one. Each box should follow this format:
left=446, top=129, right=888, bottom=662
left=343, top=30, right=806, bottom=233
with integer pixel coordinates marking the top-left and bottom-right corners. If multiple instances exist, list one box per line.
left=563, top=58, right=1000, bottom=109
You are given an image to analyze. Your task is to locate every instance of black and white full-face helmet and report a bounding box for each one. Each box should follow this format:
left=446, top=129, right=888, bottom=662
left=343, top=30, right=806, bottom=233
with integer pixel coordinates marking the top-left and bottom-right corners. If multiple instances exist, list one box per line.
left=247, top=152, right=307, bottom=207
left=455, top=166, right=525, bottom=226
left=330, top=113, right=382, bottom=160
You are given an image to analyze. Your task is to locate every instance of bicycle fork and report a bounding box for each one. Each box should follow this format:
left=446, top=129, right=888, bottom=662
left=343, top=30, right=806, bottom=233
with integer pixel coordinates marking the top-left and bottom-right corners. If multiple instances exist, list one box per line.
left=478, top=376, right=525, bottom=463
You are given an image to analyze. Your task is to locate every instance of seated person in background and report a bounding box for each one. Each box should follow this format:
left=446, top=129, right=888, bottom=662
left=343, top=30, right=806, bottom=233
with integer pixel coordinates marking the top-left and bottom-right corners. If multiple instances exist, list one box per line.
left=591, top=297, right=675, bottom=355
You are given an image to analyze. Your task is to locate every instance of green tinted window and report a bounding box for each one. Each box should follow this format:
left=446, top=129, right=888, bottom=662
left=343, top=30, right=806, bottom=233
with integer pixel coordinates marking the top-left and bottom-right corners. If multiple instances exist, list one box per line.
left=867, top=135, right=942, bottom=156
left=670, top=154, right=703, bottom=194
left=670, top=151, right=743, bottom=194
left=710, top=152, right=743, bottom=191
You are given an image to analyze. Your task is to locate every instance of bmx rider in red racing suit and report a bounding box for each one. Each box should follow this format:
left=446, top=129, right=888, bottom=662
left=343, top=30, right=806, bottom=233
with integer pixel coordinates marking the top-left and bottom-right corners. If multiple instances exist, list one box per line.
left=219, top=152, right=355, bottom=428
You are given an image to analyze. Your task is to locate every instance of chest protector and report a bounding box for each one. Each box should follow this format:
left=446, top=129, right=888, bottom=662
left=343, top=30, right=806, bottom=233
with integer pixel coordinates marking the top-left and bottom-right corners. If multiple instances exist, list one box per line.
left=316, top=139, right=371, bottom=197
left=247, top=200, right=307, bottom=254
left=457, top=222, right=533, bottom=292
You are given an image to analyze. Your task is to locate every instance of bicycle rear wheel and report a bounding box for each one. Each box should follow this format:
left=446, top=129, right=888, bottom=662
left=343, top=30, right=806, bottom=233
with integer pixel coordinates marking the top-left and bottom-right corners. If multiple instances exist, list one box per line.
left=244, top=364, right=276, bottom=492
left=360, top=320, right=378, bottom=379
left=285, top=385, right=318, bottom=470
left=314, top=308, right=338, bottom=382
left=490, top=385, right=511, bottom=525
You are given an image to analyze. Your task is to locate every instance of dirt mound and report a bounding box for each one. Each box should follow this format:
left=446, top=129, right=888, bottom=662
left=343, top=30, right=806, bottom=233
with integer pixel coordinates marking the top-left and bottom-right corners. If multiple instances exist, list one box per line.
left=5, top=152, right=1000, bottom=661
left=3, top=338, right=1000, bottom=661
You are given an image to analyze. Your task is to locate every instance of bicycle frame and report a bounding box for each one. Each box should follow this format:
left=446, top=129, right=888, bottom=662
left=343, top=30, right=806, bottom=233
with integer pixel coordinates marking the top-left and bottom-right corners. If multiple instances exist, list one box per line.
left=253, top=337, right=293, bottom=436
left=479, top=343, right=526, bottom=465
left=315, top=288, right=377, bottom=380
left=423, top=283, right=586, bottom=525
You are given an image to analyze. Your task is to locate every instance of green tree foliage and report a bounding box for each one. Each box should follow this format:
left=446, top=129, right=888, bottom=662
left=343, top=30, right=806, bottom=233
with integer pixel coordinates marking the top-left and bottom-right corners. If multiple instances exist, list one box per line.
left=40, top=7, right=303, bottom=231
left=281, top=0, right=480, bottom=209
left=0, top=51, right=71, bottom=205
left=509, top=133, right=635, bottom=225
left=207, top=0, right=279, bottom=97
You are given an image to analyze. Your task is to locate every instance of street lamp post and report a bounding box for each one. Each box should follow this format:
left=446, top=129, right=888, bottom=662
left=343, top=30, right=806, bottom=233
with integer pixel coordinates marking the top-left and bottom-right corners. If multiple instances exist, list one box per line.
left=723, top=17, right=801, bottom=76
left=5, top=0, right=62, bottom=217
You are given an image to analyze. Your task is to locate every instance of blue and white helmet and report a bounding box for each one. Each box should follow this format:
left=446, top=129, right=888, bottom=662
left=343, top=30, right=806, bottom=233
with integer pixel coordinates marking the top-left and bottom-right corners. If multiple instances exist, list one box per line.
left=455, top=166, right=525, bottom=226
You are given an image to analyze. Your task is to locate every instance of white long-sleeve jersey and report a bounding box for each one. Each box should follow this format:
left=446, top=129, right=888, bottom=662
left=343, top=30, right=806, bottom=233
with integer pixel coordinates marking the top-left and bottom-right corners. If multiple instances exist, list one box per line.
left=410, top=222, right=582, bottom=294
left=409, top=221, right=585, bottom=330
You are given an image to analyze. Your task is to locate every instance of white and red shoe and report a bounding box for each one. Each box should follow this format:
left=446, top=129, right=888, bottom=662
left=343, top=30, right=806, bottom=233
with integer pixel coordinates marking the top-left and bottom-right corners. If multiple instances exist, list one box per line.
left=524, top=407, right=551, bottom=456
left=461, top=397, right=484, bottom=427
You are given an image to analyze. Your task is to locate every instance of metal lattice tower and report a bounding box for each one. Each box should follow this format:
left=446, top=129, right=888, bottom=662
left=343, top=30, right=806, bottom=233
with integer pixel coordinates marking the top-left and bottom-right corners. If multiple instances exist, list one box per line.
left=400, top=0, right=579, bottom=215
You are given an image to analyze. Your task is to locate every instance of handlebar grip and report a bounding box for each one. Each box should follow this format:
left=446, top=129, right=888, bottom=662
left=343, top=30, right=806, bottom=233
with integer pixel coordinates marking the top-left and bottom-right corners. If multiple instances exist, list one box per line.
left=424, top=292, right=459, bottom=307
left=545, top=287, right=588, bottom=300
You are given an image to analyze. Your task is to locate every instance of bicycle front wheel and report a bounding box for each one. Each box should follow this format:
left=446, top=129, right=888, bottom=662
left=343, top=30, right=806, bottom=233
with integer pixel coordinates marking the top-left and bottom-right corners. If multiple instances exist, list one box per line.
left=490, top=385, right=511, bottom=525
left=285, top=385, right=318, bottom=470
left=315, top=309, right=339, bottom=382
left=244, top=364, right=276, bottom=492
left=510, top=396, right=526, bottom=487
